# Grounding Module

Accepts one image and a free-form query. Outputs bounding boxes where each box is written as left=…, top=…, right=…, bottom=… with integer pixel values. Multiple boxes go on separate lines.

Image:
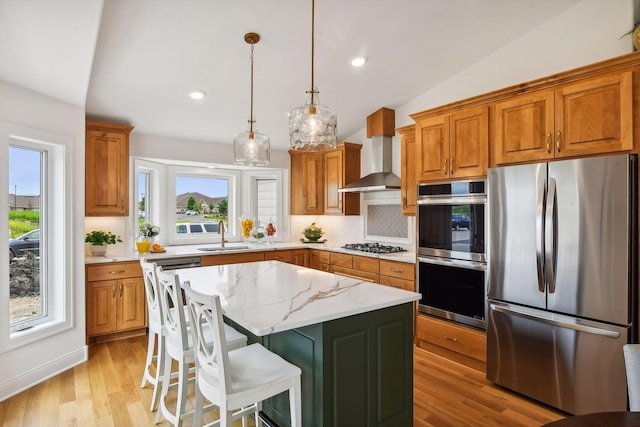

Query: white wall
left=0, top=81, right=87, bottom=400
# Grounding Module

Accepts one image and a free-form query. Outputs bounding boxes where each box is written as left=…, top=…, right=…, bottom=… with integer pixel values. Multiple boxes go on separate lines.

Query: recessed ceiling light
left=350, top=57, right=367, bottom=67
left=189, top=90, right=206, bottom=100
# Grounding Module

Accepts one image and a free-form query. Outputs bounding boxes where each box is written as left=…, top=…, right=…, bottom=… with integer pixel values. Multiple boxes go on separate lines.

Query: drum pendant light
left=234, top=32, right=270, bottom=166
left=288, top=0, right=337, bottom=151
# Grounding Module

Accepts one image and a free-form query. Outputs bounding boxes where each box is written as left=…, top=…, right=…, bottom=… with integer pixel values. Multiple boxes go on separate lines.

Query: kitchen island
left=175, top=260, right=420, bottom=427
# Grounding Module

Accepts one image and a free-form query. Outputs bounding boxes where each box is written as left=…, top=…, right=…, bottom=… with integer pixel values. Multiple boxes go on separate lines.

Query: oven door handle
left=418, top=256, right=487, bottom=271
left=417, top=195, right=487, bottom=205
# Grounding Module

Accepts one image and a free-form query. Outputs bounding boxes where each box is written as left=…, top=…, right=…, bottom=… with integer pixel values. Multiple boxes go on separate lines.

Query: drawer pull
left=390, top=268, right=402, bottom=273
left=443, top=335, right=458, bottom=342
left=108, top=270, right=126, bottom=274
left=112, top=284, right=116, bottom=298
left=119, top=283, right=123, bottom=297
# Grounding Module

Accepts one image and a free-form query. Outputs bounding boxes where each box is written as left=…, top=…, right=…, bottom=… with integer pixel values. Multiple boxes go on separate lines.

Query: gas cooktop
left=341, top=243, right=407, bottom=254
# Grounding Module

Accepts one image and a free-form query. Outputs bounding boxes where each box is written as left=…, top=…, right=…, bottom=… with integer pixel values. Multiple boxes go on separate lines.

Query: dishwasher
left=154, top=256, right=201, bottom=270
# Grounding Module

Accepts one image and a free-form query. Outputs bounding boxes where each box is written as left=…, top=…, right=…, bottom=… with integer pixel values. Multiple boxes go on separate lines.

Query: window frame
left=166, top=165, right=242, bottom=246
left=1, top=121, right=72, bottom=352
left=245, top=170, right=284, bottom=241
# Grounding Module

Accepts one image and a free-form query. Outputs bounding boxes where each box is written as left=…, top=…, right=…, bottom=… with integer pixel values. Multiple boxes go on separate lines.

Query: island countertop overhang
left=174, top=260, right=421, bottom=336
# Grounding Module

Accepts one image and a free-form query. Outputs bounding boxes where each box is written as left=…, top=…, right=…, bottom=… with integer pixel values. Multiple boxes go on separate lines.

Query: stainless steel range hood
left=338, top=108, right=401, bottom=193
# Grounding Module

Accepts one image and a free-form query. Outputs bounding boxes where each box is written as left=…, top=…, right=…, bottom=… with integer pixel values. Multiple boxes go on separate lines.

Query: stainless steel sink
left=198, top=246, right=249, bottom=252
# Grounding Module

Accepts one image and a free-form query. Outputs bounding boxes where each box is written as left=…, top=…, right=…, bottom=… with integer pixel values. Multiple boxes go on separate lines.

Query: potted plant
left=85, top=230, right=122, bottom=256
left=622, top=22, right=640, bottom=51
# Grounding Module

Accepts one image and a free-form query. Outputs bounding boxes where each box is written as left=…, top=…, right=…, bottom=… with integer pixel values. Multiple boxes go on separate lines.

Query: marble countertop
left=85, top=242, right=416, bottom=264
left=174, top=260, right=421, bottom=336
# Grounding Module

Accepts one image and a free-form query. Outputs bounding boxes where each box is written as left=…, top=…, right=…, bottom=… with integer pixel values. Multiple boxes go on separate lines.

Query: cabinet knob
left=556, top=131, right=562, bottom=152
left=546, top=133, right=552, bottom=153
left=112, top=284, right=116, bottom=298
left=119, top=283, right=123, bottom=297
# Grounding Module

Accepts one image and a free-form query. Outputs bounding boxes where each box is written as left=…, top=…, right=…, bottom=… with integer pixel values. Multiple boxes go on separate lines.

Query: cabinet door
left=555, top=70, right=633, bottom=158
left=87, top=280, right=117, bottom=336
left=289, top=152, right=324, bottom=215
left=117, top=277, right=146, bottom=331
left=324, top=149, right=343, bottom=214
left=85, top=128, right=130, bottom=216
left=449, top=106, right=489, bottom=178
left=493, top=90, right=555, bottom=165
left=416, top=115, right=449, bottom=181
left=292, top=249, right=308, bottom=266
left=399, top=126, right=417, bottom=215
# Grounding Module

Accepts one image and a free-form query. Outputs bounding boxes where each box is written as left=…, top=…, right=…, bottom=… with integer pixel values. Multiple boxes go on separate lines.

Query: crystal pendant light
left=288, top=0, right=337, bottom=151
left=234, top=32, right=270, bottom=166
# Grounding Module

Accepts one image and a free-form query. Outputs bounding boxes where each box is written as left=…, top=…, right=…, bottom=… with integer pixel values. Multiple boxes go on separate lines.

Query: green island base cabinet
left=232, top=302, right=414, bottom=427
left=174, top=261, right=419, bottom=427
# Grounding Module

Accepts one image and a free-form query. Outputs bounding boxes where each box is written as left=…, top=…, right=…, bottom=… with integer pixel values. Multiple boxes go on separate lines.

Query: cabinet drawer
left=379, top=260, right=414, bottom=280
left=330, top=253, right=353, bottom=268
left=353, top=255, right=379, bottom=273
left=265, top=250, right=292, bottom=263
left=87, top=262, right=142, bottom=282
left=331, top=266, right=379, bottom=283
left=416, top=315, right=486, bottom=362
left=201, top=252, right=265, bottom=266
left=379, top=274, right=415, bottom=292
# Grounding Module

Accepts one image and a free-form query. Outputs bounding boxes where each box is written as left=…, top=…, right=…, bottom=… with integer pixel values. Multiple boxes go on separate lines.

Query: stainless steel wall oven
left=417, top=180, right=487, bottom=329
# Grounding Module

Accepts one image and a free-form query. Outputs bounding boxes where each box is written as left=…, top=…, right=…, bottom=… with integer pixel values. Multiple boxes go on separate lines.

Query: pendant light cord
left=249, top=41, right=255, bottom=135
left=310, top=0, right=315, bottom=104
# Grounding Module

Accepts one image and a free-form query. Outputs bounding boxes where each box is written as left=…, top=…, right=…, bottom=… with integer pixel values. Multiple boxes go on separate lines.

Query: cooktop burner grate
left=341, top=242, right=407, bottom=254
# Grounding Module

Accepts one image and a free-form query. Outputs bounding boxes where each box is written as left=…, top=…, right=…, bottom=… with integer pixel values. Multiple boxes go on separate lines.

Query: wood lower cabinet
left=415, top=314, right=486, bottom=372
left=398, top=124, right=417, bottom=216
left=86, top=262, right=146, bottom=341
left=329, top=252, right=379, bottom=282
left=415, top=106, right=488, bottom=182
left=291, top=249, right=308, bottom=266
left=201, top=252, right=265, bottom=266
left=493, top=70, right=633, bottom=165
left=309, top=249, right=330, bottom=272
left=379, top=259, right=415, bottom=292
left=85, top=120, right=134, bottom=216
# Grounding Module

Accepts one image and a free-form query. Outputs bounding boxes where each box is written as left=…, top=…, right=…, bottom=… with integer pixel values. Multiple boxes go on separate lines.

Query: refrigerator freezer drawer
left=487, top=301, right=629, bottom=415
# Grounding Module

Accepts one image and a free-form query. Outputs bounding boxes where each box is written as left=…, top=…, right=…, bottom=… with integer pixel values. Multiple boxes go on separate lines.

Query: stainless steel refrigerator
left=487, top=154, right=638, bottom=415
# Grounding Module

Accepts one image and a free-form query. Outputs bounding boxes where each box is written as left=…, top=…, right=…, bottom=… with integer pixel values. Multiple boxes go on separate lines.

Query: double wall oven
left=417, top=180, right=487, bottom=329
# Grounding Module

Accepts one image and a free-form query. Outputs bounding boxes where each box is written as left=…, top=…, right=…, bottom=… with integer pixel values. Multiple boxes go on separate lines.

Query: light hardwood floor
left=0, top=334, right=567, bottom=426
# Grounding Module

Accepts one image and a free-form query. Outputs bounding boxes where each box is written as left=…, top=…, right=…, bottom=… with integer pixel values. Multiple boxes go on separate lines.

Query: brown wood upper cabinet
left=397, top=124, right=417, bottom=216
left=493, top=70, right=633, bottom=165
left=289, top=142, right=362, bottom=215
left=416, top=106, right=488, bottom=182
left=85, top=120, right=134, bottom=216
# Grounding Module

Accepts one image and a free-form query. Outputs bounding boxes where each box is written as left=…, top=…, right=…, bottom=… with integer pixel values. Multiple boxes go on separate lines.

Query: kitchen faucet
left=218, top=220, right=227, bottom=248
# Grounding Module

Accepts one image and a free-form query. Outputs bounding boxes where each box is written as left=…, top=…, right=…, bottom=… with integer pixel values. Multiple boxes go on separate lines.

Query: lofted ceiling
left=0, top=0, right=584, bottom=151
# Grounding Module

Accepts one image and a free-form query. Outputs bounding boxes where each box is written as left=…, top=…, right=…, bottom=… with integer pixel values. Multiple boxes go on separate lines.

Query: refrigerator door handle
left=490, top=302, right=621, bottom=339
left=545, top=177, right=557, bottom=294
left=536, top=172, right=546, bottom=293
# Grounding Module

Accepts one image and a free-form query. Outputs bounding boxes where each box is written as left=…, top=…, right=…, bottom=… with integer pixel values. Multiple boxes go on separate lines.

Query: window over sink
left=134, top=159, right=284, bottom=245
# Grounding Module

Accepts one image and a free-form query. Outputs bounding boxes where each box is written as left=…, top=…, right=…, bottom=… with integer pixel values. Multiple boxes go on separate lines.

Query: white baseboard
left=0, top=345, right=88, bottom=402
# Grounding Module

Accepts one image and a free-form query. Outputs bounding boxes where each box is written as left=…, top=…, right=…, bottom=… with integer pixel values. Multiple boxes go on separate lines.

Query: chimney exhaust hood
left=338, top=107, right=401, bottom=193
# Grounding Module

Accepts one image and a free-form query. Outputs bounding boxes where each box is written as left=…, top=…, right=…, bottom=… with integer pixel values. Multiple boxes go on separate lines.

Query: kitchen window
left=2, top=122, right=71, bottom=350
left=134, top=160, right=283, bottom=245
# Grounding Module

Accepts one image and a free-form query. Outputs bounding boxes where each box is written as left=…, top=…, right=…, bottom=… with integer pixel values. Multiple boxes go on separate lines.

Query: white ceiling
left=0, top=0, right=584, bottom=151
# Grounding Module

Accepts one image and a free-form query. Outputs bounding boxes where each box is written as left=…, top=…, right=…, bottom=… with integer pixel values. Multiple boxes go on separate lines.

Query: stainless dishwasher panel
left=487, top=301, right=629, bottom=415
left=154, top=256, right=201, bottom=270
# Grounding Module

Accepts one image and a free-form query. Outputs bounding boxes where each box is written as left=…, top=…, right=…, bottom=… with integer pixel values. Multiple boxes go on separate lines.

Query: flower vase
left=136, top=237, right=151, bottom=253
